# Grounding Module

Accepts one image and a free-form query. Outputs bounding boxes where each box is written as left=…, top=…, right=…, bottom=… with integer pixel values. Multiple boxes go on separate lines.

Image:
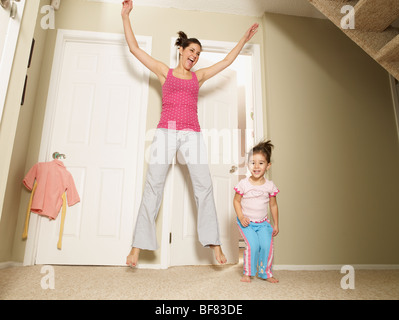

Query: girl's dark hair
left=175, top=31, right=202, bottom=50
left=249, top=140, right=274, bottom=163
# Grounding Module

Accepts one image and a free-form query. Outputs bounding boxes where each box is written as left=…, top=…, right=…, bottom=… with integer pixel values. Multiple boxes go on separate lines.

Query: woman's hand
left=244, top=23, right=259, bottom=43
left=121, top=0, right=133, bottom=17
left=196, top=22, right=259, bottom=86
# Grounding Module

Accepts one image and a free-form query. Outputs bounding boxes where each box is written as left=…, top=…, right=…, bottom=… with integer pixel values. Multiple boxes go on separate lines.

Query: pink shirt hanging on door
left=23, top=159, right=80, bottom=219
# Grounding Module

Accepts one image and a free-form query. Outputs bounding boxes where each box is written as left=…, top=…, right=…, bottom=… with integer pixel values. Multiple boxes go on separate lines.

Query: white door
left=169, top=58, right=240, bottom=266
left=35, top=31, right=150, bottom=265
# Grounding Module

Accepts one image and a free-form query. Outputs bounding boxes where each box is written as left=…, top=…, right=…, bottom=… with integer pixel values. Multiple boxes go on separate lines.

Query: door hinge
left=169, top=232, right=172, bottom=244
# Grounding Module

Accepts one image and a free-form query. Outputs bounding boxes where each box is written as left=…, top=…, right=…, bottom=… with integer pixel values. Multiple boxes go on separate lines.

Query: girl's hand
left=239, top=216, right=250, bottom=228
left=121, top=0, right=133, bottom=17
left=244, top=23, right=259, bottom=43
left=272, top=226, right=279, bottom=237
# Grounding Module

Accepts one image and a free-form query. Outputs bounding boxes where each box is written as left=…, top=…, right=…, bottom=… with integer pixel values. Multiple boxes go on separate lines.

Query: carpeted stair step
left=353, top=0, right=399, bottom=32
left=309, top=0, right=399, bottom=79
left=376, top=34, right=399, bottom=61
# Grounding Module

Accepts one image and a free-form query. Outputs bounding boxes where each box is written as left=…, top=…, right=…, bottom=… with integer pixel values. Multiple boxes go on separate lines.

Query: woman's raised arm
left=121, top=0, right=168, bottom=83
left=195, top=23, right=259, bottom=87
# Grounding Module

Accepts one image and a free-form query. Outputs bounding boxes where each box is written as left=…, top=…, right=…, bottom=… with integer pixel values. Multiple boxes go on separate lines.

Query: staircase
left=309, top=0, right=399, bottom=80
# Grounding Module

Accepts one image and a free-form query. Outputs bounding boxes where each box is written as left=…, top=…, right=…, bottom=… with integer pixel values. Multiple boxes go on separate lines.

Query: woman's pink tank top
left=157, top=69, right=201, bottom=132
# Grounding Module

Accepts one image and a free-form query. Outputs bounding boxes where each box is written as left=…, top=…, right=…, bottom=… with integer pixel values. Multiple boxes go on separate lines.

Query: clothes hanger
left=52, top=152, right=66, bottom=160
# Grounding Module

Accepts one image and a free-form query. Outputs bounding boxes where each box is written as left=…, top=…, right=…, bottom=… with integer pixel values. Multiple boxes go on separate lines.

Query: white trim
left=0, top=0, right=26, bottom=123
left=250, top=44, right=264, bottom=142
left=136, top=263, right=164, bottom=270
left=160, top=39, right=264, bottom=269
left=4, top=260, right=398, bottom=271
left=273, top=264, right=399, bottom=271
left=23, top=29, right=152, bottom=266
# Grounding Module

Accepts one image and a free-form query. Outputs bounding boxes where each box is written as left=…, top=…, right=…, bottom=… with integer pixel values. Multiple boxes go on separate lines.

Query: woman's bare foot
left=126, top=247, right=140, bottom=267
left=210, top=245, right=227, bottom=264
left=265, top=277, right=279, bottom=283
left=240, top=275, right=251, bottom=283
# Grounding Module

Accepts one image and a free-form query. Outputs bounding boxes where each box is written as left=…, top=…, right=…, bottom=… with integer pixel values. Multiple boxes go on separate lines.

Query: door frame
left=0, top=0, right=26, bottom=124
left=160, top=39, right=264, bottom=269
left=23, top=29, right=152, bottom=266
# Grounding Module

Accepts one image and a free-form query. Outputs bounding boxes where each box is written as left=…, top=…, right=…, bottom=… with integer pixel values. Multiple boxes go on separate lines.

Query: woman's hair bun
left=175, top=31, right=188, bottom=48
left=175, top=31, right=202, bottom=49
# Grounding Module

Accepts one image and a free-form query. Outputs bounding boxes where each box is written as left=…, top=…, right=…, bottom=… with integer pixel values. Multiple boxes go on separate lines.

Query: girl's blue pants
left=237, top=218, right=274, bottom=279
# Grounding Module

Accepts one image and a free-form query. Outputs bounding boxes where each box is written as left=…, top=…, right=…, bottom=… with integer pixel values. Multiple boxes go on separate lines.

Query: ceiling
left=94, top=0, right=325, bottom=18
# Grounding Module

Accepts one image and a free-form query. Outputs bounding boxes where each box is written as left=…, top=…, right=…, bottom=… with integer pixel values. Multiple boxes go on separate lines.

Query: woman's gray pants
left=132, top=128, right=221, bottom=250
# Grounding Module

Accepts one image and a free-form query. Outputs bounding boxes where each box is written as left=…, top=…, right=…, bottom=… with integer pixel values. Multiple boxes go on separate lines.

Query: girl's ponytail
left=249, top=139, right=274, bottom=163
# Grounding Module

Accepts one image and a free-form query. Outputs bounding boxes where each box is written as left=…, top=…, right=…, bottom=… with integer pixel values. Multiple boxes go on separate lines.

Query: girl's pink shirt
left=234, top=176, right=279, bottom=222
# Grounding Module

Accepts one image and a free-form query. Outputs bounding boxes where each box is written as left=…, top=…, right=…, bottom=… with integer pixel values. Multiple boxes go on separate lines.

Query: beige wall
left=1, top=0, right=398, bottom=266
left=263, top=13, right=399, bottom=265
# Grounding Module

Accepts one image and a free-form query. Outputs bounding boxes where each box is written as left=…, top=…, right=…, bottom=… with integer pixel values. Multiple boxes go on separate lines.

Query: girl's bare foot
left=266, top=277, right=279, bottom=283
left=240, top=275, right=251, bottom=283
left=210, top=245, right=227, bottom=264
left=126, top=247, right=140, bottom=267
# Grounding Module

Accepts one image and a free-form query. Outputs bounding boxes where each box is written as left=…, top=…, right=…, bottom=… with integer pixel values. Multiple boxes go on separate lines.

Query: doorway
left=24, top=29, right=152, bottom=266
left=0, top=0, right=26, bottom=124
left=161, top=39, right=263, bottom=268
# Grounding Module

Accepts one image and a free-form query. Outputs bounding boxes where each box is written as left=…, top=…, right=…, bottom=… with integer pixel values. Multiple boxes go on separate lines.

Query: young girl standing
left=233, top=140, right=279, bottom=283
left=121, top=0, right=259, bottom=267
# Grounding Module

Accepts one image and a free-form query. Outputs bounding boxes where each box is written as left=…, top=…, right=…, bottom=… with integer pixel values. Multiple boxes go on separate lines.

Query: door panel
left=35, top=33, right=150, bottom=265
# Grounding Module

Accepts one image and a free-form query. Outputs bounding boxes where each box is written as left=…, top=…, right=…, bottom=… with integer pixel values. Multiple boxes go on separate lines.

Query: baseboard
left=1, top=261, right=398, bottom=271
left=137, top=264, right=164, bottom=270
left=138, top=264, right=399, bottom=270
left=273, top=264, right=399, bottom=271
left=0, top=261, right=23, bottom=269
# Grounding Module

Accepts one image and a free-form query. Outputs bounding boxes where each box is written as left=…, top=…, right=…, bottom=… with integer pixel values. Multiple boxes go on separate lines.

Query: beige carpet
left=1, top=263, right=398, bottom=300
